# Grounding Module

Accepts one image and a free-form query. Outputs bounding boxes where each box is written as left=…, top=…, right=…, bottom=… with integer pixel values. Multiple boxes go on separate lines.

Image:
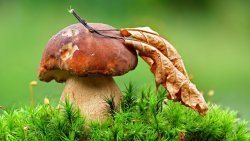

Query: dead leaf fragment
left=124, top=39, right=208, bottom=115
left=121, top=27, right=188, bottom=78
left=179, top=131, right=186, bottom=141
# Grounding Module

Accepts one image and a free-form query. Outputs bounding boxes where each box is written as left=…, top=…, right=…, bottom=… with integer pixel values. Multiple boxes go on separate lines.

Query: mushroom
left=38, top=23, right=137, bottom=121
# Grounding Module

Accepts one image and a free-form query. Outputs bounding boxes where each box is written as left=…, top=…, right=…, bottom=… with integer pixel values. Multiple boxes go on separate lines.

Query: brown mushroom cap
left=39, top=23, right=138, bottom=82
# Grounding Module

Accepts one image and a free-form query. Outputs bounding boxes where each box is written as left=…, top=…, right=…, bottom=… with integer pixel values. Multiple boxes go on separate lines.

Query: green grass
left=0, top=84, right=249, bottom=141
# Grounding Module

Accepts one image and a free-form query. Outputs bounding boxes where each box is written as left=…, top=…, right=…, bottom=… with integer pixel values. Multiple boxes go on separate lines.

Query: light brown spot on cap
left=60, top=42, right=79, bottom=62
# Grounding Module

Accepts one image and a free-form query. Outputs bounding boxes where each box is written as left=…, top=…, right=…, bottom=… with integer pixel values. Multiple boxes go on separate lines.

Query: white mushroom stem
left=60, top=75, right=122, bottom=122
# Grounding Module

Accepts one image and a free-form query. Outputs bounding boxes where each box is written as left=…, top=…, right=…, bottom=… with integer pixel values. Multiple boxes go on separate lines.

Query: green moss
left=0, top=85, right=249, bottom=141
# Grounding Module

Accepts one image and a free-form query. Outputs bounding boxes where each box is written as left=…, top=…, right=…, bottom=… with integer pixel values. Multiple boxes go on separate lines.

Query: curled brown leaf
left=124, top=39, right=208, bottom=115
left=121, top=27, right=188, bottom=78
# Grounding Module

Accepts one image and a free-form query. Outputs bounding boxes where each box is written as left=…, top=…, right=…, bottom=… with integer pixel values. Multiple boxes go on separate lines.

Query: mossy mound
left=0, top=85, right=249, bottom=141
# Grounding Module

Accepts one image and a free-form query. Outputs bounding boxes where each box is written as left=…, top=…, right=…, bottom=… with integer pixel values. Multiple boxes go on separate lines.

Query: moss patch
left=0, top=85, right=249, bottom=141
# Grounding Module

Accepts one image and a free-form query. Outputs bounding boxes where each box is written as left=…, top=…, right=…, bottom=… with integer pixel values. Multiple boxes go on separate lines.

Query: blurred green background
left=0, top=0, right=249, bottom=121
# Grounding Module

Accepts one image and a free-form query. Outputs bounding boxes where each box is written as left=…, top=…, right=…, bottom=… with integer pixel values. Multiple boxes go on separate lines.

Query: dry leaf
left=121, top=27, right=188, bottom=78
left=124, top=39, right=208, bottom=115
left=179, top=131, right=186, bottom=141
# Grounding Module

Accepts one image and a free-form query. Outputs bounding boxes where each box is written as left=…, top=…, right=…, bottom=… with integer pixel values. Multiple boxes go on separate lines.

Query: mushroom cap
left=39, top=23, right=138, bottom=82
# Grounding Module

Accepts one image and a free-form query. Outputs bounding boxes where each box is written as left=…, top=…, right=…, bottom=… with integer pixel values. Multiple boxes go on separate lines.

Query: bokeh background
left=0, top=0, right=249, bottom=122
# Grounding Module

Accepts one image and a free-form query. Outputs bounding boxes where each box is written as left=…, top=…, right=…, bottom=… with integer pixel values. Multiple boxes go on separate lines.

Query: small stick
left=68, top=9, right=124, bottom=40
left=68, top=9, right=96, bottom=33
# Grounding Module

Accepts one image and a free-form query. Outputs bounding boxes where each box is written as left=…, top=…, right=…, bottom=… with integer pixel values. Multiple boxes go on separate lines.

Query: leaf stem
left=69, top=9, right=124, bottom=40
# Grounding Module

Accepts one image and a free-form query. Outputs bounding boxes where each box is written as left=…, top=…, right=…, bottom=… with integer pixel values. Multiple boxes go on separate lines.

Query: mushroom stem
left=60, top=75, right=122, bottom=122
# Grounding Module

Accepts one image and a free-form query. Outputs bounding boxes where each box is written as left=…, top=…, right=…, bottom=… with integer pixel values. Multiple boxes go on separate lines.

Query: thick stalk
left=60, top=75, right=122, bottom=122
